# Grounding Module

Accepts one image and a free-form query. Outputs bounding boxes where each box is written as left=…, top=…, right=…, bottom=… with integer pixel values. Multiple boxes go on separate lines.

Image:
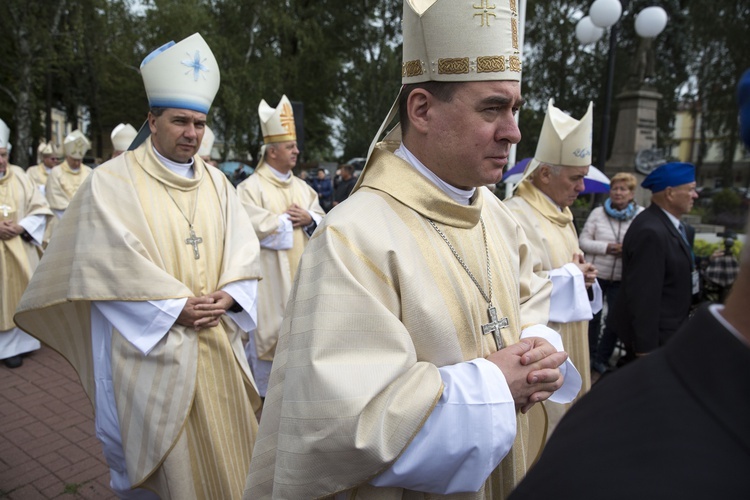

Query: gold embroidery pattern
left=279, top=103, right=295, bottom=135
left=510, top=0, right=517, bottom=15
left=402, top=60, right=424, bottom=78
left=477, top=56, right=505, bottom=73
left=473, top=0, right=497, bottom=27
left=512, top=18, right=518, bottom=50
left=509, top=56, right=522, bottom=72
left=438, top=58, right=470, bottom=74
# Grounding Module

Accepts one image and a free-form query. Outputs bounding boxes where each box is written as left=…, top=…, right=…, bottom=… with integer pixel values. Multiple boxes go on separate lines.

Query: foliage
left=694, top=238, right=743, bottom=259
left=0, top=0, right=748, bottom=168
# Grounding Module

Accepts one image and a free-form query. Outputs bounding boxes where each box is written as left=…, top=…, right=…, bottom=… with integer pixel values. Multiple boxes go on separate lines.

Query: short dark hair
left=398, top=81, right=462, bottom=134
left=150, top=107, right=167, bottom=117
left=340, top=164, right=354, bottom=175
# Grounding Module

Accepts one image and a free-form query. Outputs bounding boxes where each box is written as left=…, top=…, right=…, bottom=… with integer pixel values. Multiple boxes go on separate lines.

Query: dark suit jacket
left=509, top=306, right=750, bottom=500
left=606, top=203, right=694, bottom=353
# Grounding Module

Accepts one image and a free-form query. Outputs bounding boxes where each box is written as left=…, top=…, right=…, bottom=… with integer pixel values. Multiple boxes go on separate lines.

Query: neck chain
left=427, top=216, right=508, bottom=349
left=163, top=184, right=203, bottom=259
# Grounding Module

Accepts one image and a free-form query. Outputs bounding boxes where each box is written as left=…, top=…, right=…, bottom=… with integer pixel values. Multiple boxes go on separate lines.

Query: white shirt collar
left=394, top=144, right=475, bottom=206
left=659, top=206, right=682, bottom=230
left=266, top=164, right=292, bottom=181
left=153, top=145, right=194, bottom=178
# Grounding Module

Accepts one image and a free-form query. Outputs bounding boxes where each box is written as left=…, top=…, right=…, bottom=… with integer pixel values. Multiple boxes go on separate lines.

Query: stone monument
left=605, top=37, right=665, bottom=206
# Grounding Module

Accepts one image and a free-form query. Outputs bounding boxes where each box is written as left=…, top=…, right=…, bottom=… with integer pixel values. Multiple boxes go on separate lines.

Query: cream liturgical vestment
left=44, top=159, right=92, bottom=238
left=1, top=166, right=51, bottom=357
left=245, top=147, right=553, bottom=499
left=15, top=139, right=262, bottom=498
left=235, top=163, right=324, bottom=362
left=505, top=181, right=592, bottom=414
left=26, top=164, right=51, bottom=194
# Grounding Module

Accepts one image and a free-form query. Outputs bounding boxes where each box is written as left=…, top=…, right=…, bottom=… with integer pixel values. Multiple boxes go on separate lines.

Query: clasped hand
left=487, top=337, right=567, bottom=414
left=0, top=221, right=23, bottom=240
left=176, top=291, right=235, bottom=330
left=572, top=253, right=598, bottom=288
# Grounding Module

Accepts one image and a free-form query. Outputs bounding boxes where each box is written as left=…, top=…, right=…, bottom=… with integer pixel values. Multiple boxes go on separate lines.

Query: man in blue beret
left=508, top=77, right=750, bottom=500
left=604, top=161, right=698, bottom=360
left=739, top=69, right=750, bottom=148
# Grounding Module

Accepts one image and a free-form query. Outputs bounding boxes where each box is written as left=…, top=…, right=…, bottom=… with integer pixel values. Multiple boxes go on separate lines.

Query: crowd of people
left=1, top=1, right=749, bottom=498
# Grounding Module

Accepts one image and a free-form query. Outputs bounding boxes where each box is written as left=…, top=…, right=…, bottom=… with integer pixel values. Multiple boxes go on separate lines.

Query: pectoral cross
left=185, top=226, right=203, bottom=260
left=482, top=305, right=509, bottom=350
left=0, top=204, right=10, bottom=218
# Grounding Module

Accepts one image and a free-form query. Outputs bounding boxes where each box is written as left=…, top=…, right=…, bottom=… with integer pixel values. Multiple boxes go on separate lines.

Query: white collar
left=659, top=206, right=682, bottom=230
left=153, top=145, right=194, bottom=178
left=266, top=163, right=292, bottom=181
left=395, top=144, right=475, bottom=205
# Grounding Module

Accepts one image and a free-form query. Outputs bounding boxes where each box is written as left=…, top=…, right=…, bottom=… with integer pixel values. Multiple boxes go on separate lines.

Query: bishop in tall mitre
left=15, top=33, right=263, bottom=499
left=244, top=1, right=581, bottom=498
left=505, top=99, right=603, bottom=434
left=26, top=140, right=60, bottom=196
left=44, top=129, right=93, bottom=240
left=0, top=119, right=52, bottom=369
left=235, top=94, right=325, bottom=397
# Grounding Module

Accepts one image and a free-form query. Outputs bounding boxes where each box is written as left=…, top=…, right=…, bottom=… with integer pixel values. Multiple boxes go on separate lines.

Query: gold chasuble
left=505, top=180, right=591, bottom=423
left=15, top=139, right=262, bottom=499
left=245, top=147, right=552, bottom=499
left=235, top=162, right=325, bottom=361
left=26, top=164, right=50, bottom=191
left=44, top=160, right=92, bottom=239
left=1, top=166, right=52, bottom=330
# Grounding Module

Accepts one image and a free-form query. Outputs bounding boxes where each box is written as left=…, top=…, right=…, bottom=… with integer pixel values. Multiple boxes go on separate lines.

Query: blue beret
left=642, top=162, right=695, bottom=193
left=738, top=69, right=750, bottom=149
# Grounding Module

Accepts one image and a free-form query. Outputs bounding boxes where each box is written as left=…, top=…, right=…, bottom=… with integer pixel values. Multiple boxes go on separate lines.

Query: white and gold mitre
left=259, top=95, right=296, bottom=145
left=111, top=123, right=138, bottom=151
left=38, top=141, right=57, bottom=156
left=401, top=0, right=522, bottom=84
left=198, top=125, right=215, bottom=157
left=0, top=119, right=10, bottom=149
left=63, top=130, right=91, bottom=159
left=524, top=99, right=593, bottom=178
left=140, top=33, right=220, bottom=114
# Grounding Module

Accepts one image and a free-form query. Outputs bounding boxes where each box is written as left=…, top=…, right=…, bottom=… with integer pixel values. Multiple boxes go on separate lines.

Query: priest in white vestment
left=505, top=99, right=602, bottom=434
left=236, top=95, right=325, bottom=396
left=15, top=33, right=262, bottom=500
left=44, top=129, right=93, bottom=240
left=110, top=123, right=138, bottom=159
left=26, top=140, right=60, bottom=196
left=244, top=2, right=581, bottom=499
left=0, top=120, right=51, bottom=368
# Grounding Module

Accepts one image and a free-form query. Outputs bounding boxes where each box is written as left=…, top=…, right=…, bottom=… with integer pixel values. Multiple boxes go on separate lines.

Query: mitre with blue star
left=140, top=33, right=220, bottom=114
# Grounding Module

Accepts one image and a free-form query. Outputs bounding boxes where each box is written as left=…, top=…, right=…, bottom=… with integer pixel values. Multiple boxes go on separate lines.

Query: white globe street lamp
left=575, top=16, right=605, bottom=45
left=635, top=6, right=668, bottom=38
left=589, top=0, right=623, bottom=28
left=575, top=1, right=668, bottom=172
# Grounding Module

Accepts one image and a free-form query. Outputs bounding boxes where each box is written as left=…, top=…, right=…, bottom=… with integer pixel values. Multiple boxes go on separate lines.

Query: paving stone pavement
left=0, top=346, right=116, bottom=499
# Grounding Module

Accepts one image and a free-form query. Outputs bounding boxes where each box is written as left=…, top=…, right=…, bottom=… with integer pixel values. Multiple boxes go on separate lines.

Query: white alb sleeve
left=18, top=214, right=46, bottom=246
left=520, top=324, right=582, bottom=403
left=222, top=280, right=258, bottom=333
left=259, top=214, right=293, bottom=250
left=92, top=299, right=187, bottom=355
left=548, top=263, right=596, bottom=322
left=370, top=358, right=516, bottom=494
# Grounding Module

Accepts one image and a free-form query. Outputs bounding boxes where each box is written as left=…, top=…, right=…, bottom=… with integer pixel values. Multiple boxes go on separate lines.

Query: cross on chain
left=481, top=305, right=509, bottom=350
left=0, top=204, right=11, bottom=218
left=185, top=226, right=203, bottom=260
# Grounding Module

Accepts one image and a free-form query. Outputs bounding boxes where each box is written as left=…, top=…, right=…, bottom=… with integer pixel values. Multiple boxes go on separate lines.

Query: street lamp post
left=576, top=0, right=667, bottom=172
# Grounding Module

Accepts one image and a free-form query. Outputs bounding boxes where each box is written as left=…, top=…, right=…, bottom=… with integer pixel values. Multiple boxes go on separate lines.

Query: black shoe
left=3, top=356, right=23, bottom=368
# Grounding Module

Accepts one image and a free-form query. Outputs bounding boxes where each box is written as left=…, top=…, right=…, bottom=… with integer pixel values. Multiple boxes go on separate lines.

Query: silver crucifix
left=482, top=305, right=509, bottom=350
left=185, top=227, right=203, bottom=260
